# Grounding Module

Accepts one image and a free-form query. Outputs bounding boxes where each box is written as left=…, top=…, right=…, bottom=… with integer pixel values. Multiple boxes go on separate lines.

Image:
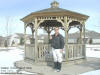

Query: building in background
left=0, top=36, right=5, bottom=47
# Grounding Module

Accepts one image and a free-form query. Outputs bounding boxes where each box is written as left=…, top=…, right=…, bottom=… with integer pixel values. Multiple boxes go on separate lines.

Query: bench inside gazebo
left=21, top=1, right=89, bottom=63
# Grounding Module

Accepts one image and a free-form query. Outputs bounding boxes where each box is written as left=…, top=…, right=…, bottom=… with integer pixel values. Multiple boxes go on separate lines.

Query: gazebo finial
left=51, top=0, right=59, bottom=8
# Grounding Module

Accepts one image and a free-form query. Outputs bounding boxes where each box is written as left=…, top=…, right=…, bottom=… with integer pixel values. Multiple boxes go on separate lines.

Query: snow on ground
left=80, top=70, right=100, bottom=75
left=0, top=47, right=35, bottom=75
left=0, top=47, right=23, bottom=67
left=86, top=44, right=100, bottom=58
left=0, top=45, right=100, bottom=75
left=80, top=44, right=100, bottom=75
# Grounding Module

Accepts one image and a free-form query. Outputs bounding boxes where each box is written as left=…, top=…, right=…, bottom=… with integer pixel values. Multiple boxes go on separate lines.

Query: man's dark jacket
left=49, top=33, right=64, bottom=49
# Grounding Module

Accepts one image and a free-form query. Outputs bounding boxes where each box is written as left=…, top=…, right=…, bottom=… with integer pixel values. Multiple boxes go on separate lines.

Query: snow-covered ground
left=0, top=45, right=100, bottom=75
left=0, top=47, right=23, bottom=67
left=80, top=44, right=100, bottom=75
left=80, top=70, right=100, bottom=75
left=86, top=44, right=100, bottom=58
left=0, top=47, right=35, bottom=75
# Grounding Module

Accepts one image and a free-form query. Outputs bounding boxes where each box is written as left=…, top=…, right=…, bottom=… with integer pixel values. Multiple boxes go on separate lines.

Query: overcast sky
left=0, top=0, right=100, bottom=36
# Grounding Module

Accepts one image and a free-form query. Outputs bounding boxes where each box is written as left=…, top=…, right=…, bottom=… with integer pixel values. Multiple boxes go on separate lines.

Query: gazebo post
left=79, top=21, right=86, bottom=59
left=31, top=27, right=35, bottom=44
left=82, top=22, right=85, bottom=44
left=80, top=26, right=82, bottom=44
left=82, top=21, right=86, bottom=58
left=64, top=16, right=69, bottom=62
left=80, top=22, right=85, bottom=44
left=34, top=18, right=38, bottom=62
left=32, top=29, right=34, bottom=39
left=24, top=23, right=27, bottom=59
left=44, top=27, right=50, bottom=44
left=48, top=32, right=50, bottom=43
left=47, top=27, right=50, bottom=44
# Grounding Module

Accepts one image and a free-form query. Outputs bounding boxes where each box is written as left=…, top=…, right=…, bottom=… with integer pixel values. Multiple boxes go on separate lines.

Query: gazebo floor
left=14, top=57, right=100, bottom=75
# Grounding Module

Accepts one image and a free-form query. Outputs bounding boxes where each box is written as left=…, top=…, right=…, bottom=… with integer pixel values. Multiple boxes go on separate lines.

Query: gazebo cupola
left=51, top=0, right=59, bottom=8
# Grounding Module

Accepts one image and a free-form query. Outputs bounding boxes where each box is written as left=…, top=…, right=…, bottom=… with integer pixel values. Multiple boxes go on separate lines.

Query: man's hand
left=50, top=35, right=52, bottom=39
left=60, top=49, right=63, bottom=53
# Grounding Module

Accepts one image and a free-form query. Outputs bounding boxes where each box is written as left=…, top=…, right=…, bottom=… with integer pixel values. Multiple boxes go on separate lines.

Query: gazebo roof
left=21, top=1, right=89, bottom=22
left=36, top=7, right=71, bottom=13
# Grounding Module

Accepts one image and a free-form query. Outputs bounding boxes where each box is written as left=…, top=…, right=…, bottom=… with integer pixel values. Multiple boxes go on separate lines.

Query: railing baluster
left=68, top=44, right=85, bottom=60
left=25, top=44, right=85, bottom=62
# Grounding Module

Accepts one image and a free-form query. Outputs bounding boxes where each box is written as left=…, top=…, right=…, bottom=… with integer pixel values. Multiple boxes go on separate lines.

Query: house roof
left=15, top=33, right=24, bottom=37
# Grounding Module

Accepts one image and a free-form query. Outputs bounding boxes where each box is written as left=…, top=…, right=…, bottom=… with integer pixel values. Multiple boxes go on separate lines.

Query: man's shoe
left=56, top=69, right=61, bottom=72
left=57, top=62, right=62, bottom=71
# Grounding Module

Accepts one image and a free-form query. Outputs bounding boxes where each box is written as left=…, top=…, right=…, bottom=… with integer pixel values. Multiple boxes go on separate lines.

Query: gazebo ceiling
left=21, top=1, right=89, bottom=22
left=40, top=20, right=63, bottom=27
left=69, top=21, right=81, bottom=26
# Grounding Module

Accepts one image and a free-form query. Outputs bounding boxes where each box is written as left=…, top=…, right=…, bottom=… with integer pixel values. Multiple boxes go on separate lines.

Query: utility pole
left=5, top=16, right=9, bottom=47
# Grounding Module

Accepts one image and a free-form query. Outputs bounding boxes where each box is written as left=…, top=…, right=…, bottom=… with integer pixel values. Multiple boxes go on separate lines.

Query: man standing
left=49, top=27, right=64, bottom=72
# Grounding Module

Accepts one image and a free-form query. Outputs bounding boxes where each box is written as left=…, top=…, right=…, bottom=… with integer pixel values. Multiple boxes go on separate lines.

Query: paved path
left=2, top=57, right=100, bottom=75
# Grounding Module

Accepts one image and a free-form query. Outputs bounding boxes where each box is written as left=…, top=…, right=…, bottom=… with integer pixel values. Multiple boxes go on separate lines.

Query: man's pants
left=52, top=48, right=63, bottom=62
left=52, top=48, right=63, bottom=70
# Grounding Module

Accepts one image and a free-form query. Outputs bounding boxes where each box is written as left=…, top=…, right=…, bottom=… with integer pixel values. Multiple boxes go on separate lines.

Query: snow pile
left=80, top=70, right=100, bottom=75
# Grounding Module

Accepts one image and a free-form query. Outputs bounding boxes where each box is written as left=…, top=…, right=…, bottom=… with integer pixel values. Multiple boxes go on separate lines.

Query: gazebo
left=21, top=1, right=89, bottom=62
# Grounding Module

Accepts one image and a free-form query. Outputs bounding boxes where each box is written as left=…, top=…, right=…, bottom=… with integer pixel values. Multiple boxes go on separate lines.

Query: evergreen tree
left=20, top=37, right=24, bottom=45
